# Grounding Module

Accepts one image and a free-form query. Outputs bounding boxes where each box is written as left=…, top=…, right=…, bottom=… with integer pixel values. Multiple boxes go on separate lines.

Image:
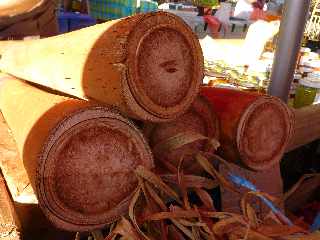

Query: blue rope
left=228, top=173, right=294, bottom=226
left=310, top=212, right=320, bottom=232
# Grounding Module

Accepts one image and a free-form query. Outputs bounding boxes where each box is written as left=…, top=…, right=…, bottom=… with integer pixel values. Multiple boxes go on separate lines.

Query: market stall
left=0, top=1, right=320, bottom=239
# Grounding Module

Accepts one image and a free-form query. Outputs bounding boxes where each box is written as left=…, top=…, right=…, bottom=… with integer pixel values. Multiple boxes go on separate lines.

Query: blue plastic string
left=228, top=173, right=294, bottom=226
left=310, top=212, right=320, bottom=232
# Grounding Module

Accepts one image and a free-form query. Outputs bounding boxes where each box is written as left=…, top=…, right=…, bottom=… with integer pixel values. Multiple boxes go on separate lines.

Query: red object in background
left=252, top=0, right=265, bottom=9
left=250, top=8, right=268, bottom=21
left=203, top=15, right=221, bottom=38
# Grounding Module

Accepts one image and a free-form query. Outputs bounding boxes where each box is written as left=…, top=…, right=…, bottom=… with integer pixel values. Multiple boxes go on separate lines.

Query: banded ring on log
left=144, top=96, right=219, bottom=174
left=0, top=11, right=203, bottom=122
left=201, top=87, right=294, bottom=171
left=0, top=75, right=154, bottom=231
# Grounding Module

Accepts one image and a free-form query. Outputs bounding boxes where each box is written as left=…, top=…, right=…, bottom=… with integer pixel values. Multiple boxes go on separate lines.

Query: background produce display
left=203, top=42, right=320, bottom=108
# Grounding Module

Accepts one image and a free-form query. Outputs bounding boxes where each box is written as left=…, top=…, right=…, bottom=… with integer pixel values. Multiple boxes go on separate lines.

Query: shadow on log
left=14, top=201, right=74, bottom=240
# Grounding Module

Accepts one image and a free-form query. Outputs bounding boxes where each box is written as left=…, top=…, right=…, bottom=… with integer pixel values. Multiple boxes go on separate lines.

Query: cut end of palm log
left=236, top=95, right=293, bottom=170
left=143, top=96, right=219, bottom=174
left=125, top=12, right=204, bottom=121
left=37, top=106, right=154, bottom=231
left=0, top=76, right=154, bottom=231
left=201, top=87, right=294, bottom=171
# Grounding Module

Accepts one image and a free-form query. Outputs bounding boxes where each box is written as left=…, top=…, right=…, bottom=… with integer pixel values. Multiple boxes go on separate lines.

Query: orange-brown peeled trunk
left=0, top=75, right=153, bottom=231
left=201, top=87, right=294, bottom=171
left=143, top=96, right=219, bottom=174
left=0, top=12, right=203, bottom=122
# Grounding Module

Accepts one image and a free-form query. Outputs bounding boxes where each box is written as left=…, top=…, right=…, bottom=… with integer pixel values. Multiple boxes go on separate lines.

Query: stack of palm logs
left=0, top=10, right=318, bottom=239
left=0, top=11, right=204, bottom=233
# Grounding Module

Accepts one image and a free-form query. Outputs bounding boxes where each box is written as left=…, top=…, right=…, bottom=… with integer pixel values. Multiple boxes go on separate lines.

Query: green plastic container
left=192, top=0, right=219, bottom=8
left=294, top=77, right=320, bottom=108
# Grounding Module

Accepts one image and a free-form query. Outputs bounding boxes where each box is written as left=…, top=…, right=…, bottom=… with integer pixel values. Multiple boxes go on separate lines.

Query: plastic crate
left=87, top=0, right=157, bottom=20
left=58, top=12, right=96, bottom=33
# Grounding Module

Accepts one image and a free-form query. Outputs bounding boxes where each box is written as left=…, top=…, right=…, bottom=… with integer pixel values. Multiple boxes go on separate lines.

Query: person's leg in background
left=63, top=0, right=73, bottom=11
